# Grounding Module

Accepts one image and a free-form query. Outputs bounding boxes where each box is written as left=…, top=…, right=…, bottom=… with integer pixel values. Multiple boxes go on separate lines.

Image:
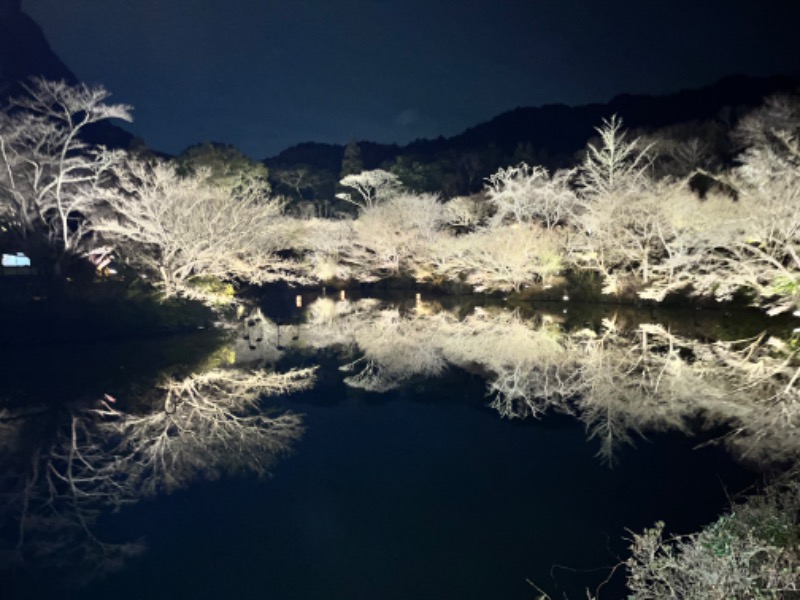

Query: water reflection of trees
left=295, top=297, right=800, bottom=466
left=0, top=366, right=313, bottom=584
left=284, top=297, right=800, bottom=597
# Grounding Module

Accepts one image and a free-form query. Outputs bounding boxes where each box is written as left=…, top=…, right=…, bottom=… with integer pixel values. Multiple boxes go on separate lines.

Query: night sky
left=21, top=0, right=800, bottom=159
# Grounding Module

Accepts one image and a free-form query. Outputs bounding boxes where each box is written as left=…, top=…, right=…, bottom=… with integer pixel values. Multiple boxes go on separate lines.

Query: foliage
left=271, top=164, right=339, bottom=209
left=390, top=155, right=451, bottom=194
left=627, top=481, right=800, bottom=599
left=185, top=275, right=236, bottom=306
left=339, top=139, right=364, bottom=178
left=176, top=142, right=270, bottom=196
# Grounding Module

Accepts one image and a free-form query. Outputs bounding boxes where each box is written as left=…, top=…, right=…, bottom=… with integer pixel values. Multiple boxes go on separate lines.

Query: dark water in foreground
left=1, top=297, right=759, bottom=600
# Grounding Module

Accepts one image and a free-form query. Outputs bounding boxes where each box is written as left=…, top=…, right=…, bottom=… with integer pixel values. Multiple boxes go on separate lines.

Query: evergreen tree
left=340, top=140, right=364, bottom=178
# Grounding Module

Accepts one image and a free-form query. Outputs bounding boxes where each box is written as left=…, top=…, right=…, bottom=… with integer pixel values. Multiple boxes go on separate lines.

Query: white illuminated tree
left=0, top=78, right=132, bottom=266
left=442, top=194, right=488, bottom=232
left=432, top=224, right=563, bottom=292
left=578, top=115, right=653, bottom=199
left=351, top=192, right=447, bottom=279
left=95, top=159, right=298, bottom=298
left=337, top=169, right=402, bottom=210
left=484, top=163, right=578, bottom=229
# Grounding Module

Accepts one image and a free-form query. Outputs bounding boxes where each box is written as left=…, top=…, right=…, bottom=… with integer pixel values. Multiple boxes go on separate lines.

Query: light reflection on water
left=2, top=293, right=781, bottom=599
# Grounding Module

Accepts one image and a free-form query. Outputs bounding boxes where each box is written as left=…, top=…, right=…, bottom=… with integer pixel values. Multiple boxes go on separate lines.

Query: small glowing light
left=295, top=294, right=303, bottom=308
left=340, top=290, right=346, bottom=301
left=562, top=294, right=569, bottom=301
left=415, top=292, right=421, bottom=304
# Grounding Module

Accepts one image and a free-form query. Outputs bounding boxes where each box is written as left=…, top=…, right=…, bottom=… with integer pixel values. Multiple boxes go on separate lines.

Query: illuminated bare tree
left=0, top=78, right=132, bottom=264
left=291, top=218, right=360, bottom=282
left=724, top=103, right=800, bottom=314
left=337, top=169, right=402, bottom=211
left=484, top=163, right=578, bottom=230
left=734, top=94, right=800, bottom=152
left=432, top=224, right=563, bottom=292
left=95, top=159, right=300, bottom=298
left=577, top=115, right=653, bottom=199
left=351, top=193, right=447, bottom=280
left=272, top=165, right=325, bottom=202
left=637, top=187, right=751, bottom=302
left=636, top=98, right=800, bottom=313
left=572, top=180, right=677, bottom=294
left=442, top=194, right=489, bottom=232
left=646, top=135, right=719, bottom=178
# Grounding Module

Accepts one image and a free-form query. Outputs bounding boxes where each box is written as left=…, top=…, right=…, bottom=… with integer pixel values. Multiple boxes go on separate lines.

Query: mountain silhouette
left=0, top=0, right=134, bottom=148
left=2, top=2, right=798, bottom=174
left=267, top=74, right=800, bottom=176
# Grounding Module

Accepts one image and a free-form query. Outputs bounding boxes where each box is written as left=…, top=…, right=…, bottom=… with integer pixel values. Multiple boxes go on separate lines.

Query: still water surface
left=1, top=294, right=758, bottom=599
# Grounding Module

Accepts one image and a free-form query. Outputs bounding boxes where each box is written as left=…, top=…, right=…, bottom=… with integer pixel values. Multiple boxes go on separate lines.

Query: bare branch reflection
left=295, top=297, right=800, bottom=466
left=0, top=365, right=313, bottom=584
left=95, top=368, right=313, bottom=495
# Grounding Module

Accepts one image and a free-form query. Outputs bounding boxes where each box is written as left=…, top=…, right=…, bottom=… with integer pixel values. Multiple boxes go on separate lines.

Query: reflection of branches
left=487, top=358, right=581, bottom=419
left=344, top=310, right=447, bottom=391
left=693, top=335, right=800, bottom=464
left=2, top=366, right=313, bottom=584
left=298, top=298, right=800, bottom=466
left=95, top=368, right=313, bottom=496
left=5, top=417, right=146, bottom=585
left=442, top=308, right=580, bottom=417
left=341, top=358, right=402, bottom=393
left=575, top=321, right=702, bottom=463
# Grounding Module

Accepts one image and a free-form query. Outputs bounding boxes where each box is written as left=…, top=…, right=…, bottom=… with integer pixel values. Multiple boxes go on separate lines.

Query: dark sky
left=21, top=0, right=800, bottom=159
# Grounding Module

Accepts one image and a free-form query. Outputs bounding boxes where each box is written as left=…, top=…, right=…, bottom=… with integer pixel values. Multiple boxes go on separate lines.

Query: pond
left=1, top=291, right=776, bottom=599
